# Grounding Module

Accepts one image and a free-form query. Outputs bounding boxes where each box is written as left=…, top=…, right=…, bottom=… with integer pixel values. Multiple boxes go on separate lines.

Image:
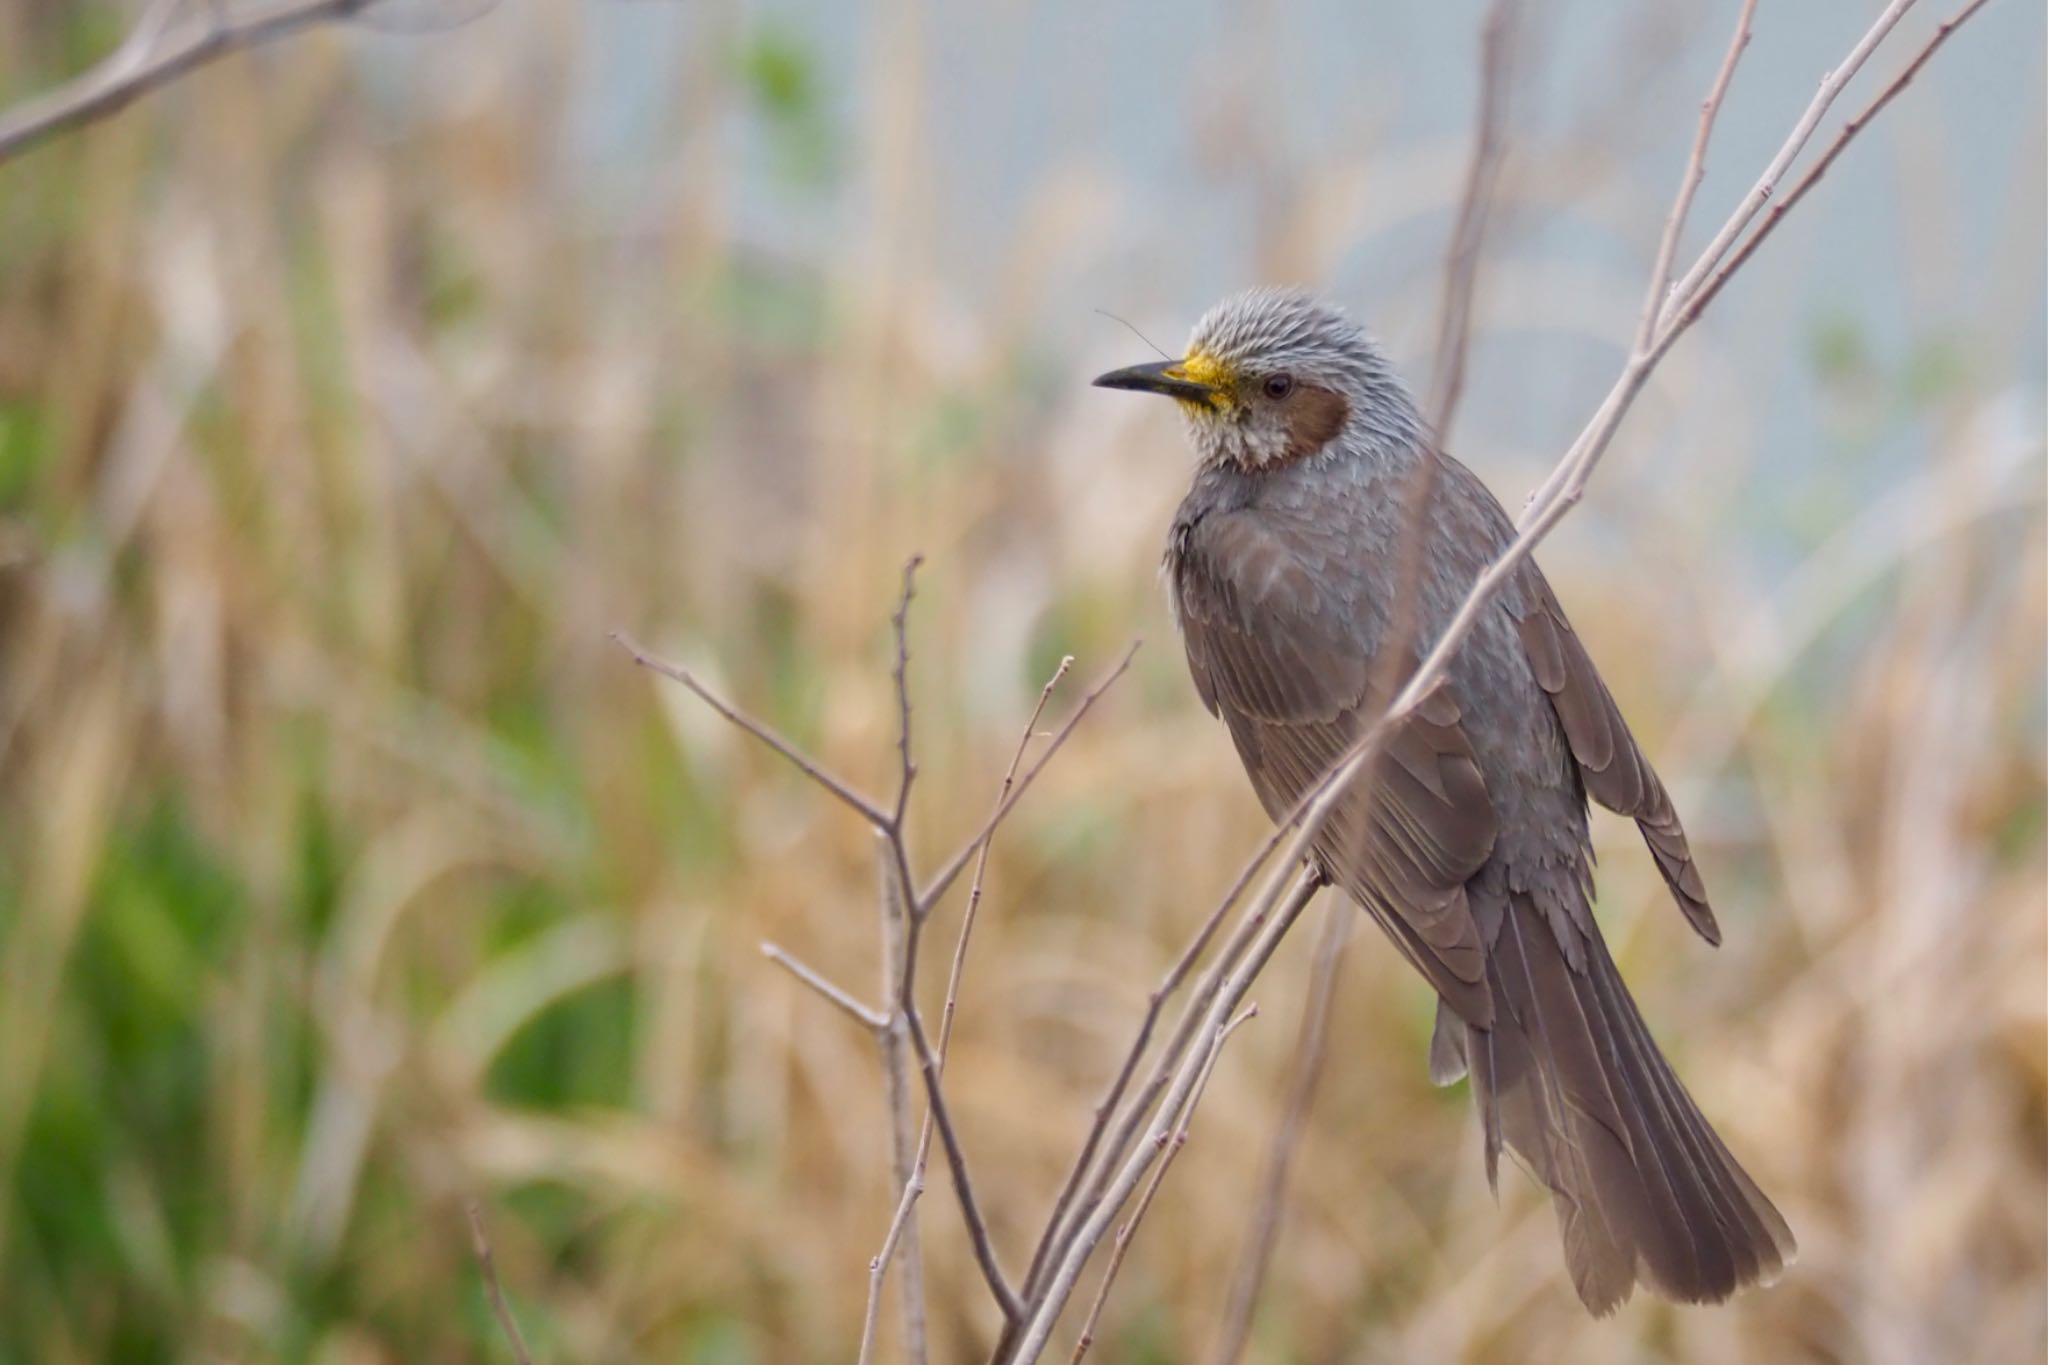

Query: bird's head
left=1092, top=287, right=1422, bottom=472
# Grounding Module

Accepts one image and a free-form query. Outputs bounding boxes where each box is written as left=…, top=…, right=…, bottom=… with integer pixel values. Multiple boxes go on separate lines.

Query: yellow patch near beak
left=1172, top=350, right=1236, bottom=409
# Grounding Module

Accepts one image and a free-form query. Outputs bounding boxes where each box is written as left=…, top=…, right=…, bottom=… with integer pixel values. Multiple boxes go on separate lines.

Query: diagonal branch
left=1204, top=904, right=1349, bottom=1364
left=762, top=941, right=889, bottom=1033
left=1655, top=0, right=1920, bottom=333
left=902, top=987, right=1022, bottom=1322
left=1015, top=736, right=1333, bottom=1306
left=611, top=631, right=891, bottom=828
left=1006, top=866, right=1325, bottom=1362
left=0, top=0, right=384, bottom=165
left=1662, top=0, right=1995, bottom=350
left=1419, top=0, right=1521, bottom=446
left=914, top=643, right=1140, bottom=915
left=860, top=1164, right=928, bottom=1365
left=1068, top=1004, right=1261, bottom=1364
left=946, top=655, right=1074, bottom=1061
left=1375, top=0, right=1994, bottom=866
left=1636, top=0, right=1759, bottom=352
left=464, top=1200, right=536, bottom=1365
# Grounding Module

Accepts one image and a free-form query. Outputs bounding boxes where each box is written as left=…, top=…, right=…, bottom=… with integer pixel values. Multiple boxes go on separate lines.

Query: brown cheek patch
left=1281, top=384, right=1350, bottom=461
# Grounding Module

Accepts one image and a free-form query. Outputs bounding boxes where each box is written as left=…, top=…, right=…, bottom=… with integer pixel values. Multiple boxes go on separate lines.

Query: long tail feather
left=1458, top=892, right=1795, bottom=1313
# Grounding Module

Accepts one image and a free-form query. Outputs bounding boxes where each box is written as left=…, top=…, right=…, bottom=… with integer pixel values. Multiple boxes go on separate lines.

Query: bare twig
left=1419, top=0, right=1521, bottom=445
left=1016, top=698, right=1417, bottom=1330
left=865, top=655, right=1077, bottom=1355
left=465, top=1200, right=536, bottom=1365
left=860, top=1167, right=929, bottom=1365
left=914, top=643, right=1140, bottom=915
left=1636, top=0, right=1758, bottom=352
left=761, top=941, right=889, bottom=1033
left=950, top=656, right=1073, bottom=1059
left=873, top=844, right=931, bottom=1364
left=889, top=556, right=924, bottom=826
left=901, top=970, right=1022, bottom=1322
left=611, top=631, right=890, bottom=828
left=626, top=609, right=1131, bottom=1336
left=1655, top=0, right=1919, bottom=335
left=1666, top=0, right=1995, bottom=346
left=872, top=581, right=1024, bottom=1325
left=1007, top=867, right=1325, bottom=1361
left=1017, top=760, right=1325, bottom=1307
left=1069, top=1004, right=1261, bottom=1365
left=0, top=0, right=382, bottom=165
left=867, top=645, right=1089, bottom=1357
left=1205, top=907, right=1350, bottom=1365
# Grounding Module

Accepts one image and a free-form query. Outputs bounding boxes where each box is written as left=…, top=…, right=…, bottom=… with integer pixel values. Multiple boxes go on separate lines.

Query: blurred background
left=0, top=0, right=2043, bottom=1360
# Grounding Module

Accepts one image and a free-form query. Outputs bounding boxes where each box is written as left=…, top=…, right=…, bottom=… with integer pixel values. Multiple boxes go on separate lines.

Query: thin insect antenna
left=1094, top=308, right=1173, bottom=360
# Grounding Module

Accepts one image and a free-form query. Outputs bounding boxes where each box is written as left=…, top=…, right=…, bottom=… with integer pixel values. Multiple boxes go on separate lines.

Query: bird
left=1093, top=287, right=1794, bottom=1315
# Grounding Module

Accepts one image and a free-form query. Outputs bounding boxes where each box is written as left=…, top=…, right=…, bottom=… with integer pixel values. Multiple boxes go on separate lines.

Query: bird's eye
left=1262, top=373, right=1295, bottom=399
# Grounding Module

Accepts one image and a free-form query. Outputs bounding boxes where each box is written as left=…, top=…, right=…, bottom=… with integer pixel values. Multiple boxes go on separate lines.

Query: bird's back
left=1166, top=446, right=1583, bottom=864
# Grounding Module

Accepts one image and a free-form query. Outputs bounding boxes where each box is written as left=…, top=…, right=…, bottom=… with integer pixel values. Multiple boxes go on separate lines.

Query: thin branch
left=1636, top=0, right=1758, bottom=352
left=889, top=555, right=924, bottom=827
left=1654, top=0, right=1919, bottom=335
left=915, top=643, right=1140, bottom=915
left=860, top=1167, right=928, bottom=1365
left=944, top=654, right=1073, bottom=1062
left=611, top=631, right=890, bottom=828
left=1069, top=1004, right=1260, bottom=1365
left=0, top=0, right=382, bottom=165
left=866, top=655, right=1076, bottom=1351
left=1662, top=0, right=1995, bottom=352
left=1015, top=691, right=1406, bottom=1320
left=1419, top=0, right=1520, bottom=445
left=875, top=572, right=1021, bottom=1324
left=873, top=843, right=932, bottom=1364
left=1017, top=789, right=1310, bottom=1305
left=465, top=1200, right=536, bottom=1365
left=1017, top=689, right=1445, bottom=1358
left=1358, top=0, right=1995, bottom=879
left=627, top=611, right=1127, bottom=1333
left=1007, top=867, right=1325, bottom=1362
left=902, top=989, right=1022, bottom=1321
left=1016, top=853, right=1339, bottom=1356
left=1205, top=906, right=1350, bottom=1365
left=761, top=941, right=888, bottom=1033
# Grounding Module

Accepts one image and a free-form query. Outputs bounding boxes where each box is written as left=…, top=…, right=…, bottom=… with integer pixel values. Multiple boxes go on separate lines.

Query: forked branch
left=616, top=581, right=1135, bottom=1339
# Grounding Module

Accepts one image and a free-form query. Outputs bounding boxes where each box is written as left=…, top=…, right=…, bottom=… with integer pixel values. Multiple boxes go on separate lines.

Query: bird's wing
left=1176, top=509, right=1499, bottom=1024
left=1514, top=574, right=1721, bottom=945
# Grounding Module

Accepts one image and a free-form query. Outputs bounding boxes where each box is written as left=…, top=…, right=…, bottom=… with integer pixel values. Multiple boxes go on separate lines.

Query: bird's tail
left=1435, top=894, right=1796, bottom=1314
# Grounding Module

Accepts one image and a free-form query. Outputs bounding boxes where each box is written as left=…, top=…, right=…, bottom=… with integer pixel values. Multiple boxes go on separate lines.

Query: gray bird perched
left=1094, top=287, right=1794, bottom=1315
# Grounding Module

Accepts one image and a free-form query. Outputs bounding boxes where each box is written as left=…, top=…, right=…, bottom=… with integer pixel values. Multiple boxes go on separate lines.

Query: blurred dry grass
left=0, top=2, right=2043, bottom=1362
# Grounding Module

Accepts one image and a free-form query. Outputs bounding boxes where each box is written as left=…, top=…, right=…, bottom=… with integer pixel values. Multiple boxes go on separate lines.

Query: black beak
left=1091, top=357, right=1215, bottom=403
